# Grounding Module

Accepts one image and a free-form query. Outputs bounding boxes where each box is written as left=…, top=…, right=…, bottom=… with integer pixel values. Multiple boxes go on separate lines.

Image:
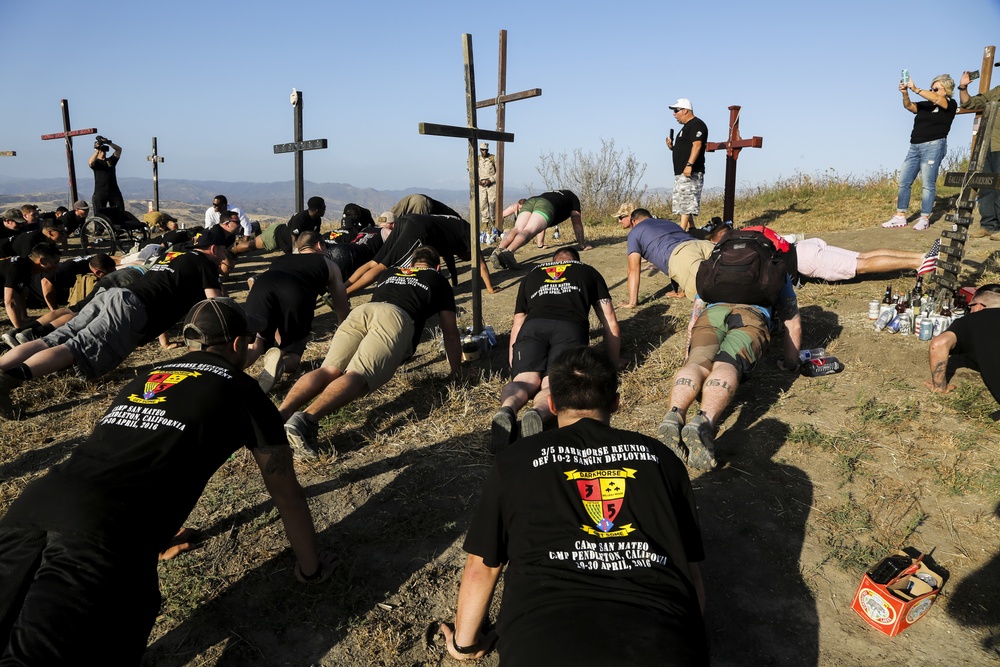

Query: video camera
left=94, top=135, right=112, bottom=151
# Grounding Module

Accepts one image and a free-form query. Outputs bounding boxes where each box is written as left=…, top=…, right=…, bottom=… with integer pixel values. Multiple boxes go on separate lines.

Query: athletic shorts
left=519, top=196, right=557, bottom=226
left=322, top=302, right=414, bottom=391
left=687, top=304, right=770, bottom=379
left=672, top=173, right=705, bottom=216
left=793, top=238, right=858, bottom=282
left=244, top=273, right=315, bottom=356
left=261, top=223, right=293, bottom=253
left=511, top=318, right=588, bottom=376
left=42, top=288, right=147, bottom=379
left=668, top=239, right=715, bottom=299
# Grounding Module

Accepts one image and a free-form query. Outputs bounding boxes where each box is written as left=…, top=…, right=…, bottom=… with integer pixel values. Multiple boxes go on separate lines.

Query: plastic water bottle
left=799, top=348, right=826, bottom=362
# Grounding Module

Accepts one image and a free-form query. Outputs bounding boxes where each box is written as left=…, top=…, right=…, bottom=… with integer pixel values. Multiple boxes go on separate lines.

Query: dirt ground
left=3, top=219, right=999, bottom=666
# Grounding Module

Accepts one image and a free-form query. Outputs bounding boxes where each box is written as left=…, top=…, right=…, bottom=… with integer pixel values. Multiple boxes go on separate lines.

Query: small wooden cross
left=475, top=30, right=542, bottom=228
left=147, top=137, right=165, bottom=212
left=419, top=33, right=514, bottom=332
left=273, top=89, right=328, bottom=213
left=40, top=99, right=97, bottom=206
left=704, top=105, right=763, bottom=223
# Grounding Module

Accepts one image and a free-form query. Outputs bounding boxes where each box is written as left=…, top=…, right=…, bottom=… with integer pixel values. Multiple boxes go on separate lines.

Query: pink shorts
left=795, top=238, right=859, bottom=282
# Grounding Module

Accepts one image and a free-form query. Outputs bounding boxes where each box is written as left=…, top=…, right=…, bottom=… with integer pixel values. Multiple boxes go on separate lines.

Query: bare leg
left=679, top=214, right=693, bottom=231
left=22, top=344, right=76, bottom=378
left=279, top=365, right=342, bottom=420
left=856, top=251, right=923, bottom=274
left=301, top=371, right=369, bottom=421
left=500, top=212, right=548, bottom=254
left=0, top=340, right=50, bottom=372
left=698, top=362, right=739, bottom=426
left=499, top=371, right=542, bottom=413
left=532, top=376, right=554, bottom=421
left=668, top=362, right=711, bottom=416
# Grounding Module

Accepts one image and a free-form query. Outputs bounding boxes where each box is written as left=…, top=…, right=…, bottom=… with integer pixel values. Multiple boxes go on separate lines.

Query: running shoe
left=285, top=412, right=322, bottom=461
left=881, top=214, right=908, bottom=228
left=0, top=332, right=18, bottom=349
left=520, top=408, right=544, bottom=438
left=681, top=411, right=717, bottom=470
left=14, top=330, right=36, bottom=345
left=499, top=250, right=518, bottom=270
left=657, top=407, right=688, bottom=463
left=257, top=347, right=285, bottom=394
left=489, top=250, right=504, bottom=271
left=913, top=216, right=930, bottom=231
left=490, top=406, right=517, bottom=454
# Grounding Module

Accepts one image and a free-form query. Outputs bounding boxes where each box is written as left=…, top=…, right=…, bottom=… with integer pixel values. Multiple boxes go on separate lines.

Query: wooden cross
left=0, top=151, right=15, bottom=157
left=475, top=30, right=542, bottom=229
left=273, top=89, right=328, bottom=213
left=419, top=33, right=514, bottom=333
left=146, top=137, right=165, bottom=212
left=40, top=99, right=97, bottom=206
left=704, top=105, right=763, bottom=223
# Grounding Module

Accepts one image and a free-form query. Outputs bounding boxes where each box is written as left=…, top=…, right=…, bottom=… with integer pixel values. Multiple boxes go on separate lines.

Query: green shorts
left=261, top=222, right=292, bottom=253
left=520, top=196, right=556, bottom=226
left=322, top=302, right=414, bottom=391
left=687, top=304, right=770, bottom=379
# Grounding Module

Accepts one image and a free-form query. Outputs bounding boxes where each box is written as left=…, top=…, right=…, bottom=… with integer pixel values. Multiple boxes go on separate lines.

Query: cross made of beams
left=704, top=105, right=763, bottom=223
left=147, top=137, right=165, bottom=212
left=40, top=99, right=97, bottom=206
left=273, top=89, right=328, bottom=213
left=475, top=29, right=541, bottom=229
left=419, top=33, right=514, bottom=333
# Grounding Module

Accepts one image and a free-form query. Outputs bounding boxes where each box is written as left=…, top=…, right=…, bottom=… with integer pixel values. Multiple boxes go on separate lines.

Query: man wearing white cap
left=666, top=99, right=708, bottom=231
left=478, top=142, right=498, bottom=229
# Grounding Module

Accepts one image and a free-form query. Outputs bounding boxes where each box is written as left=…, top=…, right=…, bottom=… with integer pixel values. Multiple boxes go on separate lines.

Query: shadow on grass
left=694, top=418, right=819, bottom=666
left=945, top=501, right=1000, bottom=658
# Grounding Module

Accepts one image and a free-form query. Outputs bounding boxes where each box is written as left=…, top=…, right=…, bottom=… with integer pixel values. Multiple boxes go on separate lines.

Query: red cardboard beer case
left=851, top=551, right=944, bottom=637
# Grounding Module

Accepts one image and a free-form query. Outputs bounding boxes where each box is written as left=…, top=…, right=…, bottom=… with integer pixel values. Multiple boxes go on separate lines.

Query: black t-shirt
left=946, top=309, right=1000, bottom=403
left=464, top=418, right=707, bottom=664
left=262, top=253, right=331, bottom=294
left=372, top=215, right=470, bottom=268
left=0, top=351, right=286, bottom=552
left=34, top=256, right=93, bottom=305
left=514, top=260, right=611, bottom=328
left=287, top=210, right=322, bottom=236
left=371, top=266, right=456, bottom=353
left=1, top=256, right=32, bottom=292
left=11, top=231, right=54, bottom=259
left=910, top=99, right=958, bottom=144
left=126, top=251, right=222, bottom=343
left=672, top=117, right=709, bottom=174
left=535, top=190, right=581, bottom=222
left=91, top=155, right=121, bottom=193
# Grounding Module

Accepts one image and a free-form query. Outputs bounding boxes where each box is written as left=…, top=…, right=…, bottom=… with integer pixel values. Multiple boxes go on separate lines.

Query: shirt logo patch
left=542, top=263, right=571, bottom=282
left=565, top=468, right=637, bottom=538
left=128, top=370, right=201, bottom=405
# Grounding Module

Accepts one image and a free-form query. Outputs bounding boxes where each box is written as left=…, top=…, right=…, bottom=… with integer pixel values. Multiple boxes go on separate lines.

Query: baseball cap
left=182, top=297, right=265, bottom=349
left=376, top=211, right=396, bottom=225
left=3, top=208, right=25, bottom=223
left=480, top=142, right=489, bottom=150
left=191, top=225, right=232, bottom=248
left=669, top=98, right=693, bottom=111
left=73, top=200, right=90, bottom=210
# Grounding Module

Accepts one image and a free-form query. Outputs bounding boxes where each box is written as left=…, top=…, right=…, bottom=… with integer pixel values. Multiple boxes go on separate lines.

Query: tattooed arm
left=926, top=331, right=958, bottom=393
left=595, top=298, right=622, bottom=367
left=253, top=443, right=320, bottom=578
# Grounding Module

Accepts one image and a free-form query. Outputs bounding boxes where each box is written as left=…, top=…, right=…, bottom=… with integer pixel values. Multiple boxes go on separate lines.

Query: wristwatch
left=958, top=85, right=968, bottom=91
left=685, top=162, right=693, bottom=167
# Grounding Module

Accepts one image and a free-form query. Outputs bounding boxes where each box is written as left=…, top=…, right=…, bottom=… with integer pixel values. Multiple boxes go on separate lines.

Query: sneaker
left=681, top=412, right=717, bottom=470
left=520, top=408, right=544, bottom=438
left=257, top=347, right=285, bottom=394
left=882, top=214, right=908, bottom=228
left=0, top=332, right=18, bottom=349
left=499, top=250, right=518, bottom=270
left=284, top=412, right=321, bottom=461
left=913, top=216, right=930, bottom=231
left=0, top=373, right=23, bottom=421
left=552, top=227, right=561, bottom=239
left=490, top=406, right=517, bottom=454
left=489, top=250, right=504, bottom=271
left=657, top=407, right=688, bottom=463
left=14, top=330, right=35, bottom=345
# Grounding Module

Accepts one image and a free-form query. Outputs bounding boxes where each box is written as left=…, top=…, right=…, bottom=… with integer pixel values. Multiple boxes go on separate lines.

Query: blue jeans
left=978, top=150, right=1000, bottom=232
left=897, top=138, right=947, bottom=216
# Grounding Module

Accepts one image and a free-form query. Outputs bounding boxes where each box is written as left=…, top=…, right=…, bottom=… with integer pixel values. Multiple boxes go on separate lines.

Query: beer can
left=868, top=300, right=880, bottom=319
left=919, top=318, right=933, bottom=340
left=899, top=314, right=911, bottom=336
left=932, top=317, right=944, bottom=337
left=887, top=314, right=901, bottom=333
left=874, top=308, right=894, bottom=331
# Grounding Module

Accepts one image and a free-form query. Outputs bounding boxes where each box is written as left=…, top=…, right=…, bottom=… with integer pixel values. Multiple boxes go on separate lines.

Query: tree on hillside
left=536, top=139, right=647, bottom=220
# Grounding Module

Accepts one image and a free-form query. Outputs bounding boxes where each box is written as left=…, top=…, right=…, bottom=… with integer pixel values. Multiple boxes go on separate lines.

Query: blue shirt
left=626, top=218, right=691, bottom=272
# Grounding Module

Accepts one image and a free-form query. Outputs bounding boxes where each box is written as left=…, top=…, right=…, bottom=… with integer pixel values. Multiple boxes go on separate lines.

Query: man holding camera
left=88, top=136, right=124, bottom=210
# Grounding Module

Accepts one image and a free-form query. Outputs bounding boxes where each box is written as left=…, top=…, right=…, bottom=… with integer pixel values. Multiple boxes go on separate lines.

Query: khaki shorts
left=687, top=304, right=770, bottom=379
left=668, top=239, right=715, bottom=300
left=322, top=302, right=414, bottom=391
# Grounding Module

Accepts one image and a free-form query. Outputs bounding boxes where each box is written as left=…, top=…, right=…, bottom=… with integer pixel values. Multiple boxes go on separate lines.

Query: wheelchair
left=80, top=208, right=150, bottom=255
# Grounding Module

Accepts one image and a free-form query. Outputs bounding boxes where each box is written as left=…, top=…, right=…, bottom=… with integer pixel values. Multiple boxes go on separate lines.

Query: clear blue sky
left=2, top=0, right=999, bottom=197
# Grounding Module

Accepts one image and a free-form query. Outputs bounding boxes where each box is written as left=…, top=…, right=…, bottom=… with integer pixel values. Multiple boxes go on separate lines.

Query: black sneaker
left=681, top=412, right=717, bottom=470
left=0, top=373, right=23, bottom=421
left=15, top=330, right=36, bottom=345
left=657, top=407, right=688, bottom=463
left=285, top=412, right=323, bottom=461
left=490, top=406, right=517, bottom=454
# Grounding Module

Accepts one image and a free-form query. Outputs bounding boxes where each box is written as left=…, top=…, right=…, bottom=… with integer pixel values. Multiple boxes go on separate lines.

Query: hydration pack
left=696, top=230, right=787, bottom=306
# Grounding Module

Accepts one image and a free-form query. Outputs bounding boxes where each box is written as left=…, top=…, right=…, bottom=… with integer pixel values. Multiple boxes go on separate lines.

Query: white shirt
left=205, top=205, right=253, bottom=236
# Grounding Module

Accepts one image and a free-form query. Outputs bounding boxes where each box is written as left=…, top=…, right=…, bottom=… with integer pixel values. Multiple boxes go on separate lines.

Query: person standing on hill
left=478, top=142, right=498, bottom=229
left=89, top=136, right=124, bottom=211
left=882, top=73, right=957, bottom=231
left=959, top=71, right=1000, bottom=240
left=666, top=99, right=708, bottom=231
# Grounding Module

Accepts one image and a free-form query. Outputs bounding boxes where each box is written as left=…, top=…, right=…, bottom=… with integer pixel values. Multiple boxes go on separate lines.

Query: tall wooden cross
left=273, top=88, right=328, bottom=213
left=704, top=105, right=763, bottom=223
left=419, top=33, right=514, bottom=333
left=958, top=45, right=996, bottom=139
left=475, top=30, right=542, bottom=229
left=40, top=99, right=97, bottom=206
left=147, top=137, right=165, bottom=212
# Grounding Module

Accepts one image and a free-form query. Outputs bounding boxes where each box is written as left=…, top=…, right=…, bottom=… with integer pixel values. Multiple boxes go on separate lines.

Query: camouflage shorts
left=672, top=172, right=704, bottom=215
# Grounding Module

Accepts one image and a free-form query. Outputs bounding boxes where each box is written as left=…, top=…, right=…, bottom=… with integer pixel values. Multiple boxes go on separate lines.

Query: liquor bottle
left=911, top=276, right=923, bottom=308
left=882, top=284, right=893, bottom=305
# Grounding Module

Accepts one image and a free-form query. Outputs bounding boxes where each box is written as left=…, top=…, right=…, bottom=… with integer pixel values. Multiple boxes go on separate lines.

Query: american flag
left=917, top=239, right=940, bottom=276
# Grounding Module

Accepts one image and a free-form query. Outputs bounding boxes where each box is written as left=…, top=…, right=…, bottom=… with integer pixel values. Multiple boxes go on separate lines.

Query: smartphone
left=969, top=70, right=981, bottom=82
left=901, top=69, right=909, bottom=85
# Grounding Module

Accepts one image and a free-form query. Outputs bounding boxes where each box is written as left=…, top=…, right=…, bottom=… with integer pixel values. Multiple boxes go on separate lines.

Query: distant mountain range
left=0, top=176, right=533, bottom=219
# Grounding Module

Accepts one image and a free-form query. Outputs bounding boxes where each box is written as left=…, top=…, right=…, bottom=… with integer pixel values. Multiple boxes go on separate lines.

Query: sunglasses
left=931, top=87, right=942, bottom=92
left=617, top=214, right=628, bottom=220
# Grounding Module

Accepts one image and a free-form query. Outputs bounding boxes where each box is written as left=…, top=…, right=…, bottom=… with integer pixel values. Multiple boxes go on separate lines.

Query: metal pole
left=61, top=100, right=79, bottom=206
left=494, top=30, right=508, bottom=231
left=151, top=137, right=160, bottom=211
left=293, top=90, right=304, bottom=212
left=463, top=33, right=483, bottom=333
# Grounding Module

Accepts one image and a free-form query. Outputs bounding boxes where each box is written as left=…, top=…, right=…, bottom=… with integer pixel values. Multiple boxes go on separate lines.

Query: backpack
left=695, top=230, right=787, bottom=306
left=68, top=273, right=99, bottom=307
